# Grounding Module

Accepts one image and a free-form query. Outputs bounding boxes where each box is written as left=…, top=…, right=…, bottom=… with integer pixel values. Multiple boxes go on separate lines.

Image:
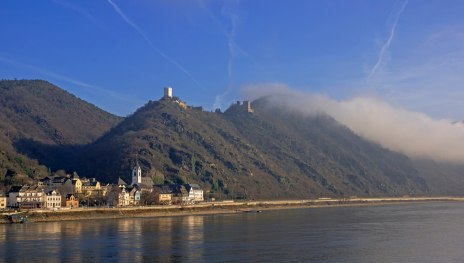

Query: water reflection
left=0, top=225, right=5, bottom=245
left=2, top=203, right=464, bottom=262
left=183, top=216, right=205, bottom=261
left=0, top=215, right=209, bottom=261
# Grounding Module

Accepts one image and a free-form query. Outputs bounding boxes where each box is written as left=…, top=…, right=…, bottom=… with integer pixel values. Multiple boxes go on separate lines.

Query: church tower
left=131, top=160, right=142, bottom=185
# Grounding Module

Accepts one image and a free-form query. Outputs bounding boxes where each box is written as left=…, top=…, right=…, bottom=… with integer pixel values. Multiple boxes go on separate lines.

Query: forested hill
left=74, top=96, right=429, bottom=199
left=0, top=79, right=121, bottom=188
left=2, top=80, right=464, bottom=199
left=0, top=79, right=121, bottom=145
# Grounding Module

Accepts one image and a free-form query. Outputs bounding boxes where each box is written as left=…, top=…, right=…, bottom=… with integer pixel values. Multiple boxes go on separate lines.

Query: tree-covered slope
left=0, top=79, right=122, bottom=145
left=0, top=79, right=122, bottom=189
left=75, top=96, right=429, bottom=199
left=2, top=80, right=461, bottom=199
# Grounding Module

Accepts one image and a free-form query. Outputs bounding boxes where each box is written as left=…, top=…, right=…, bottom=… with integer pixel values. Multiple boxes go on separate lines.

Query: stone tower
left=244, top=101, right=253, bottom=113
left=164, top=86, right=173, bottom=98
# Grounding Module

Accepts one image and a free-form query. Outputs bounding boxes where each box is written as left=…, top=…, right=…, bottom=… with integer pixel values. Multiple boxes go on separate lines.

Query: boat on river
left=7, top=212, right=28, bottom=223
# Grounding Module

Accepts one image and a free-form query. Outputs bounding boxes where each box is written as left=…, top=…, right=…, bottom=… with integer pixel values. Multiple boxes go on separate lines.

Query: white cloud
left=243, top=83, right=464, bottom=163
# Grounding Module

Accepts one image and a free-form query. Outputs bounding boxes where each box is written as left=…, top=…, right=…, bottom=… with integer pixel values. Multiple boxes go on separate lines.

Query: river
left=1, top=201, right=464, bottom=262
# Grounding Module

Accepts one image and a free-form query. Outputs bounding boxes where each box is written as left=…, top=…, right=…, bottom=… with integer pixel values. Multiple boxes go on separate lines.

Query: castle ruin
left=236, top=100, right=253, bottom=113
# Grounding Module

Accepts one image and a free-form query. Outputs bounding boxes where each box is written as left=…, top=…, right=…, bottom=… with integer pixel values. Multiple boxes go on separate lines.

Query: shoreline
left=2, top=196, right=464, bottom=224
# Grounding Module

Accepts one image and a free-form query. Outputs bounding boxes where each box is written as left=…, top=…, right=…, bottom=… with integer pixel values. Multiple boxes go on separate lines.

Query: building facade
left=0, top=193, right=6, bottom=209
left=6, top=186, right=22, bottom=208
left=186, top=184, right=204, bottom=203
left=118, top=188, right=130, bottom=207
left=153, top=185, right=172, bottom=205
left=17, top=186, right=45, bottom=209
left=45, top=190, right=61, bottom=209
left=81, top=178, right=101, bottom=196
left=65, top=194, right=79, bottom=208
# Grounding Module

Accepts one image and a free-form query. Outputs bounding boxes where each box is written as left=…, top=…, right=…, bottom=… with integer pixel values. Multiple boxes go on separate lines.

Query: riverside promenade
left=2, top=196, right=464, bottom=223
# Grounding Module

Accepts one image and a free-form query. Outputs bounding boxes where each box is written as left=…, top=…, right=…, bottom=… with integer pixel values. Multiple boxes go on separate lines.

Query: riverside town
left=2, top=161, right=204, bottom=210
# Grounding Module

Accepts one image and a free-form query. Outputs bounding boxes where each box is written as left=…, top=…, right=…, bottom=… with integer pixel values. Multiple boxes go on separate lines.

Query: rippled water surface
left=1, top=202, right=464, bottom=262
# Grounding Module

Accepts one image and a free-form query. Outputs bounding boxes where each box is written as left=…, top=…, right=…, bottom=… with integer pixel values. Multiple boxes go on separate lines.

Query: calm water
left=1, top=202, right=464, bottom=262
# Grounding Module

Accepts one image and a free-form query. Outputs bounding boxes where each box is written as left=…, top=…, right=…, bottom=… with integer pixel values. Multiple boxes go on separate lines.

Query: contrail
left=227, top=14, right=238, bottom=81
left=52, top=0, right=106, bottom=31
left=368, top=0, right=408, bottom=81
left=0, top=55, right=138, bottom=103
left=213, top=14, right=238, bottom=110
left=199, top=0, right=267, bottom=109
left=204, top=6, right=243, bottom=109
left=106, top=0, right=204, bottom=90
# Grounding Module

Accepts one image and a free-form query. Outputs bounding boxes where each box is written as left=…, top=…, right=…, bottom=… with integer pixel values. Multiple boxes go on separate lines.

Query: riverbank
left=2, top=196, right=464, bottom=224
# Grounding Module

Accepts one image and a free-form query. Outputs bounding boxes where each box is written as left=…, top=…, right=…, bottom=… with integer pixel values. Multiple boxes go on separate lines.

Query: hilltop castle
left=225, top=100, right=254, bottom=113
left=162, top=86, right=253, bottom=113
left=163, top=86, right=172, bottom=98
left=163, top=86, right=186, bottom=109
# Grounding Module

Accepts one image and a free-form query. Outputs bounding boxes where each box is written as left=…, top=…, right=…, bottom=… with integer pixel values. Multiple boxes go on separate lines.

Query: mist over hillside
left=69, top=94, right=430, bottom=199
left=1, top=80, right=463, bottom=198
left=243, top=83, right=464, bottom=164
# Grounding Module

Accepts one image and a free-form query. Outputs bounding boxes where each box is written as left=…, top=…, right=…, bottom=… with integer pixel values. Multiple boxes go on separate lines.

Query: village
left=0, top=161, right=204, bottom=211
left=0, top=87, right=252, bottom=212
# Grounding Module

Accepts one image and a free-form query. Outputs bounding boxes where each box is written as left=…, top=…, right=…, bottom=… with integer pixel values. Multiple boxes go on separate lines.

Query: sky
left=1, top=0, right=464, bottom=119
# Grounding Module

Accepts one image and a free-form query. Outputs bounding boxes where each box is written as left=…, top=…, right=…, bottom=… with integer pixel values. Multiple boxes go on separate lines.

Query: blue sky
left=1, top=0, right=464, bottom=118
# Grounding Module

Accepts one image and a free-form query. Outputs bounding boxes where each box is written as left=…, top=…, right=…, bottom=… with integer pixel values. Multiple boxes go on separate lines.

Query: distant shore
left=2, top=196, right=464, bottom=224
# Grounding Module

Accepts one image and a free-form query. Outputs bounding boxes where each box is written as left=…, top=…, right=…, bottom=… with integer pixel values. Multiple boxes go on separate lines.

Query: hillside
left=2, top=80, right=463, bottom=199
left=0, top=80, right=122, bottom=145
left=412, top=159, right=464, bottom=196
left=73, top=96, right=429, bottom=199
left=0, top=79, right=122, bottom=189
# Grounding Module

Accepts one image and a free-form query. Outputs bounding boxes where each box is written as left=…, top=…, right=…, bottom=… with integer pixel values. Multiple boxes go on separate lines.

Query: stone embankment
left=2, top=196, right=464, bottom=223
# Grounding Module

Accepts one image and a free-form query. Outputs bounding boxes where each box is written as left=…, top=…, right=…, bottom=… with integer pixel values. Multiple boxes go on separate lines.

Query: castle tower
left=244, top=101, right=253, bottom=113
left=131, top=161, right=142, bottom=185
left=164, top=86, right=173, bottom=98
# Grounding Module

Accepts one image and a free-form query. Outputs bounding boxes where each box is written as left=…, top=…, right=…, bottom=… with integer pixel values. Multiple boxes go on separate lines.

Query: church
left=131, top=160, right=154, bottom=191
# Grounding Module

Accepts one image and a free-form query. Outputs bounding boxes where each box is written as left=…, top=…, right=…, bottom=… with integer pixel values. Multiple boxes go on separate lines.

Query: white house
left=128, top=186, right=141, bottom=206
left=118, top=188, right=130, bottom=207
left=45, top=190, right=61, bottom=209
left=186, top=184, right=204, bottom=203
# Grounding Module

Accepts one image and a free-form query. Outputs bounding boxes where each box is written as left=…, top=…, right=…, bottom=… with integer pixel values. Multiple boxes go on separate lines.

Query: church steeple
left=131, top=160, right=142, bottom=185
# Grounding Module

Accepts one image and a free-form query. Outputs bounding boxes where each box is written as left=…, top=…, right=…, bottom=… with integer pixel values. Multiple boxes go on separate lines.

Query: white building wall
left=45, top=195, right=61, bottom=208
